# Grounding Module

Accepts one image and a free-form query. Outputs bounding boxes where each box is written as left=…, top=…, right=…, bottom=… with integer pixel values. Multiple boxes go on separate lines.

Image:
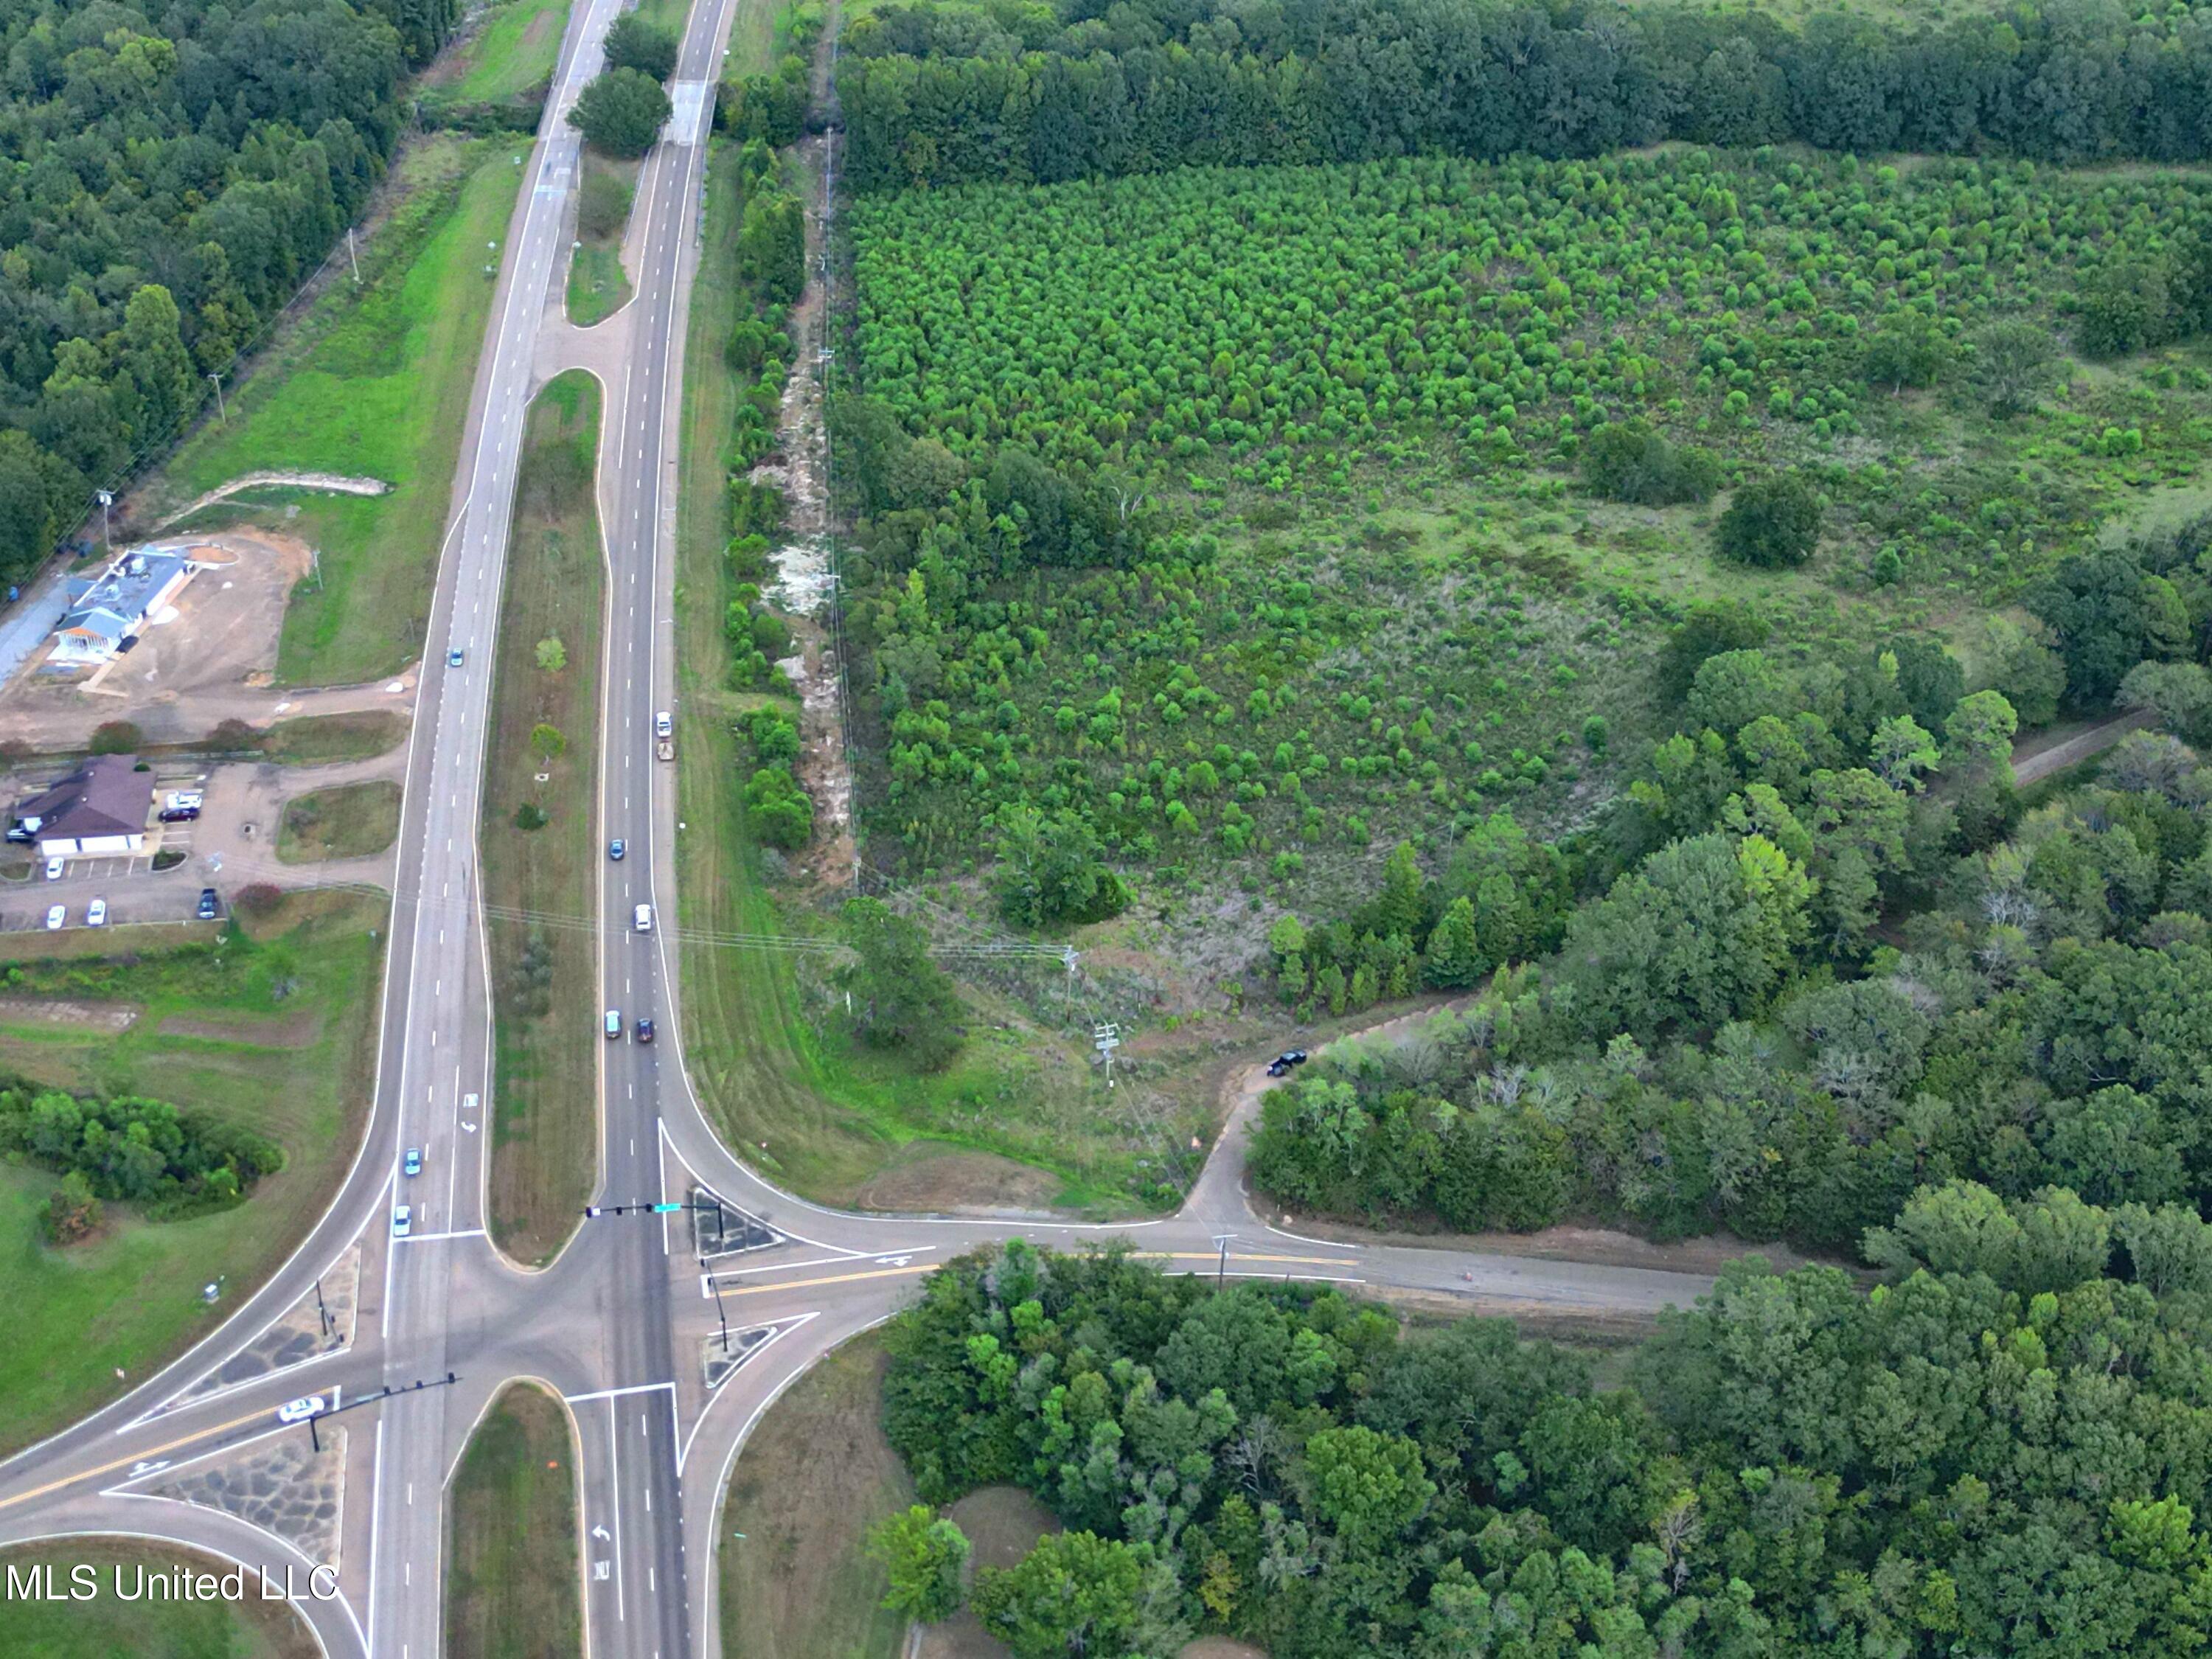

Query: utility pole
left=313, top=1276, right=331, bottom=1340
left=94, top=490, right=112, bottom=554
left=1093, top=1022, right=1121, bottom=1088
left=207, top=372, right=225, bottom=424
left=347, top=226, right=361, bottom=285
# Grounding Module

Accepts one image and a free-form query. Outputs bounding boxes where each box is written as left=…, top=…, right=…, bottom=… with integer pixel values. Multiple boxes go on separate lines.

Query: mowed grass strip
left=278, top=779, right=403, bottom=863
left=446, top=1382, right=582, bottom=1659
left=484, top=370, right=603, bottom=1265
left=152, top=135, right=526, bottom=687
left=448, top=0, right=572, bottom=102
left=0, top=1539, right=319, bottom=1659
left=719, top=1330, right=914, bottom=1659
left=0, top=892, right=384, bottom=1453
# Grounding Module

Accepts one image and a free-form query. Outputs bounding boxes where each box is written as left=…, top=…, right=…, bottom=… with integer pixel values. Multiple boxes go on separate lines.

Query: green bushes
left=1715, top=473, right=1822, bottom=568
left=1577, top=421, right=1720, bottom=507
left=0, top=1085, right=283, bottom=1220
left=602, top=13, right=676, bottom=80
left=568, top=68, right=672, bottom=159
left=741, top=708, right=813, bottom=850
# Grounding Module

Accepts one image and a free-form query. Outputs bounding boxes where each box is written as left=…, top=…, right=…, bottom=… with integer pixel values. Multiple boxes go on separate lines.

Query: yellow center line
left=718, top=1263, right=939, bottom=1296
left=0, top=1403, right=275, bottom=1514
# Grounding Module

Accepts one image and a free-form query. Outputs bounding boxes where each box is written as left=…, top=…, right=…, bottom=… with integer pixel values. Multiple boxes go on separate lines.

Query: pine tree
left=1423, top=895, right=1486, bottom=989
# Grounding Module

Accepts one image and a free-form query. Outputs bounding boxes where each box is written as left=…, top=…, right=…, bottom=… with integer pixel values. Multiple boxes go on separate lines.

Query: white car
left=44, top=903, right=64, bottom=930
left=43, top=856, right=63, bottom=880
left=654, top=710, right=672, bottom=740
left=276, top=1395, right=327, bottom=1425
left=86, top=898, right=106, bottom=927
left=634, top=903, right=653, bottom=933
left=392, top=1203, right=412, bottom=1238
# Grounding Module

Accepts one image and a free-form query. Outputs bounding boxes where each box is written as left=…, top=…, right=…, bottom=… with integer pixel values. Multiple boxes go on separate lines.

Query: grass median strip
left=446, top=1382, right=582, bottom=1659
left=0, top=892, right=383, bottom=1455
left=567, top=151, right=636, bottom=327
left=483, top=370, right=603, bottom=1265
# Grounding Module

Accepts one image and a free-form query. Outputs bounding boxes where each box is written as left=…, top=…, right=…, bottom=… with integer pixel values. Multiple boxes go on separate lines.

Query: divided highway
left=0, top=4, right=1724, bottom=1657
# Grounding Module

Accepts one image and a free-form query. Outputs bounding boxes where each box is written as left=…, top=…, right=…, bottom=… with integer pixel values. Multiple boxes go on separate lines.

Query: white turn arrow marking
left=592, top=1524, right=611, bottom=1541
left=461, top=1121, right=478, bottom=1134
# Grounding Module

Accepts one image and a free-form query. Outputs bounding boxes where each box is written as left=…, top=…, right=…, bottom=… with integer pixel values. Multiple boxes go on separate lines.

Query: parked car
left=403, top=1147, right=422, bottom=1178
left=157, top=805, right=200, bottom=823
left=44, top=903, right=63, bottom=930
left=604, top=1009, right=622, bottom=1040
left=636, top=1018, right=655, bottom=1044
left=86, top=898, right=106, bottom=926
left=162, top=790, right=204, bottom=813
left=44, top=856, right=63, bottom=880
left=654, top=710, right=672, bottom=739
left=634, top=903, right=653, bottom=933
left=198, top=888, right=220, bottom=920
left=608, top=838, right=625, bottom=860
left=1265, top=1049, right=1310, bottom=1077
left=392, top=1204, right=412, bottom=1238
left=276, top=1396, right=327, bottom=1425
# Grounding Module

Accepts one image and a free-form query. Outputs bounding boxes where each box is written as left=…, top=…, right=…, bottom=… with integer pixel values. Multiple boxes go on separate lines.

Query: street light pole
left=94, top=490, right=112, bottom=554
left=1213, top=1233, right=1231, bottom=1292
left=207, top=372, right=225, bottom=424
left=711, top=1275, right=731, bottom=1355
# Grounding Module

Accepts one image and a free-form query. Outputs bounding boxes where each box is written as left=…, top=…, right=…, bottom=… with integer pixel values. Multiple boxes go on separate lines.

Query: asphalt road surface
left=0, top=5, right=1726, bottom=1658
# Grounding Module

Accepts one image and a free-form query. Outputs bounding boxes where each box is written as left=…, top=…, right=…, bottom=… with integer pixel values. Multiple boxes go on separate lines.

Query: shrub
left=1716, top=474, right=1823, bottom=568
left=88, top=720, right=142, bottom=755
left=575, top=170, right=632, bottom=242
left=514, top=802, right=549, bottom=830
left=233, top=882, right=284, bottom=917
left=568, top=68, right=672, bottom=159
left=1579, top=421, right=1722, bottom=506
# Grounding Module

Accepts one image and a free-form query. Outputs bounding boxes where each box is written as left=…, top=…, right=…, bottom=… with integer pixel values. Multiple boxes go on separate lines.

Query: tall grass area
left=445, top=1383, right=582, bottom=1659
left=0, top=1540, right=317, bottom=1658
left=0, top=892, right=385, bottom=1453
left=718, top=1330, right=913, bottom=1659
left=156, top=135, right=527, bottom=686
left=483, top=372, right=604, bottom=1264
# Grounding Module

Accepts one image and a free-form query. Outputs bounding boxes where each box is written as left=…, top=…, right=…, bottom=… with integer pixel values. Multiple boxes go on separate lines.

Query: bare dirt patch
left=853, top=1150, right=1070, bottom=1216
left=914, top=1487, right=1063, bottom=1659
left=0, top=529, right=317, bottom=747
left=156, top=1009, right=323, bottom=1048
left=1182, top=1641, right=1269, bottom=1659
left=0, top=998, right=140, bottom=1034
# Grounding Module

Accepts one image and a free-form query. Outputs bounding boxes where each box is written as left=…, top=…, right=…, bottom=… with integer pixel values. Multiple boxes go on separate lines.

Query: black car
left=1265, top=1057, right=1292, bottom=1077
left=159, top=806, right=201, bottom=823
left=197, top=888, right=219, bottom=920
left=1284, top=1048, right=1310, bottom=1065
left=636, top=1018, right=655, bottom=1044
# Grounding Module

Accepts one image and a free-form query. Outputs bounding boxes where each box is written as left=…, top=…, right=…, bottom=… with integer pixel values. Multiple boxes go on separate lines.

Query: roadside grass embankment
left=448, top=0, right=573, bottom=102
left=0, top=891, right=384, bottom=1454
left=445, top=1382, right=582, bottom=1659
left=278, top=779, right=404, bottom=863
left=154, top=133, right=527, bottom=688
left=719, top=1329, right=913, bottom=1659
left=0, top=1538, right=318, bottom=1659
left=482, top=371, right=604, bottom=1265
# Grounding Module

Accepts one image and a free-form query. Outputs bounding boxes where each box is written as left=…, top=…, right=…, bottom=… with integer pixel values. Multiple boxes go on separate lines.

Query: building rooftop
left=12, top=754, right=150, bottom=842
left=58, top=546, right=195, bottom=643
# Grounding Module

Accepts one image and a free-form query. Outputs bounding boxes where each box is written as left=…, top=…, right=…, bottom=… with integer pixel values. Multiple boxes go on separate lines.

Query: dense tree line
left=1, top=1081, right=285, bottom=1217
left=878, top=1232, right=2212, bottom=1656
left=0, top=0, right=437, bottom=583
left=1248, top=529, right=2212, bottom=1251
left=838, top=0, right=2212, bottom=193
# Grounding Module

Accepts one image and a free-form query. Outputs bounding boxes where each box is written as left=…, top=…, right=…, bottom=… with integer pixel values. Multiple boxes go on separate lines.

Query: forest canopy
left=838, top=0, right=2212, bottom=192
left=0, top=0, right=446, bottom=582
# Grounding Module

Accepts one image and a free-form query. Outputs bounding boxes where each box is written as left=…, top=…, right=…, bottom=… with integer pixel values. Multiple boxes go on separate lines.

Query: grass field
left=0, top=1539, right=317, bottom=1659
left=152, top=135, right=526, bottom=687
left=0, top=892, right=384, bottom=1453
left=262, top=710, right=412, bottom=765
left=446, top=1382, right=582, bottom=1659
left=567, top=152, right=636, bottom=327
left=482, top=371, right=604, bottom=1264
left=718, top=1330, right=914, bottom=1659
left=448, top=0, right=572, bottom=102
left=277, top=779, right=403, bottom=863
